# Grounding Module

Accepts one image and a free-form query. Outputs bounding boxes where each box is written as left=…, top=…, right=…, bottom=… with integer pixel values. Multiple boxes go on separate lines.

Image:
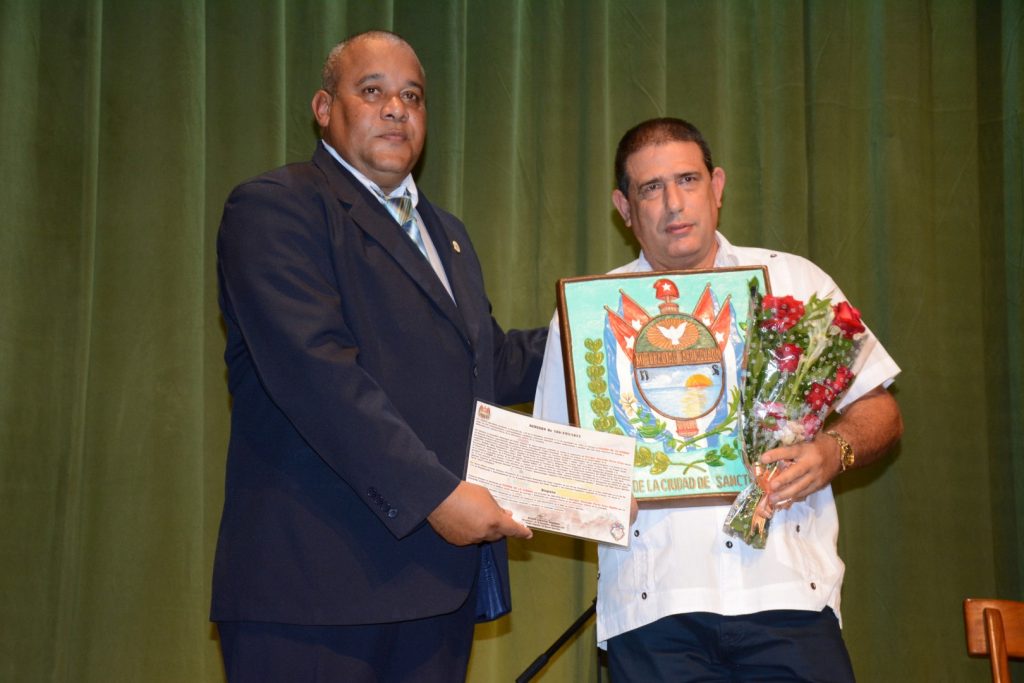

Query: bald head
left=321, top=30, right=423, bottom=98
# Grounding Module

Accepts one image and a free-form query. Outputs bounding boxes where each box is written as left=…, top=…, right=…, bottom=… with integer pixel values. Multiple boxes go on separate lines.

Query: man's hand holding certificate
left=465, top=401, right=635, bottom=546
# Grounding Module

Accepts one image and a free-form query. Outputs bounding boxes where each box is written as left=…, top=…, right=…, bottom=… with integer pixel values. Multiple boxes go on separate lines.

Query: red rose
left=802, top=413, right=823, bottom=435
left=805, top=382, right=835, bottom=411
left=830, top=365, right=853, bottom=394
left=832, top=301, right=865, bottom=338
left=763, top=402, right=786, bottom=420
left=755, top=402, right=787, bottom=431
left=773, top=343, right=803, bottom=373
left=761, top=295, right=806, bottom=332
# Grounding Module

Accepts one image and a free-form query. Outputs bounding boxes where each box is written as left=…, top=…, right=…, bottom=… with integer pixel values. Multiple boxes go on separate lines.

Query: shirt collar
left=320, top=139, right=419, bottom=206
left=712, top=232, right=739, bottom=267
left=638, top=231, right=737, bottom=271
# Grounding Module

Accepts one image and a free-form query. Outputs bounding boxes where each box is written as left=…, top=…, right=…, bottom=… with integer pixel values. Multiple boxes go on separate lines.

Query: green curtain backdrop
left=1, top=1, right=1021, bottom=681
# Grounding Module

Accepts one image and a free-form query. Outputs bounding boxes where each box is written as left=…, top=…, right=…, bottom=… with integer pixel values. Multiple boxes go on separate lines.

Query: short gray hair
left=321, top=30, right=415, bottom=95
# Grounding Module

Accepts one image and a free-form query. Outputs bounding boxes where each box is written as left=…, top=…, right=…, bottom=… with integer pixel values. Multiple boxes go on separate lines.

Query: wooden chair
left=964, top=598, right=1024, bottom=682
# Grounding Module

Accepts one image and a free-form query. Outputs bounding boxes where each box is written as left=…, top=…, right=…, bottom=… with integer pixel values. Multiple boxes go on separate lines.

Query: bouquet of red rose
left=723, top=279, right=865, bottom=549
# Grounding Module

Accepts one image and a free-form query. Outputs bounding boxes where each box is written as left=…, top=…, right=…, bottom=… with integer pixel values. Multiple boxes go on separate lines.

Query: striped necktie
left=383, top=192, right=428, bottom=258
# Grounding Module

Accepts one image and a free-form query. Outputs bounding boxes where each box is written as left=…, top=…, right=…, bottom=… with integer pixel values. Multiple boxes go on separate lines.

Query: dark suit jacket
left=210, top=144, right=547, bottom=625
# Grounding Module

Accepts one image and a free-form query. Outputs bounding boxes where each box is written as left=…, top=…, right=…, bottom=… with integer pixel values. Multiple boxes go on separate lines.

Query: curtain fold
left=1, top=1, right=1021, bottom=681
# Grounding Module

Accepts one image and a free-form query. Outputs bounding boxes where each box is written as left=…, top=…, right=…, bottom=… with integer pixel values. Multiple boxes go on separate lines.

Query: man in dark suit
left=211, top=30, right=546, bottom=682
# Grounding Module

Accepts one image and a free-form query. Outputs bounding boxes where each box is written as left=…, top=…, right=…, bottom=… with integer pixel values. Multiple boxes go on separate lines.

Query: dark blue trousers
left=217, top=589, right=478, bottom=683
left=607, top=609, right=855, bottom=683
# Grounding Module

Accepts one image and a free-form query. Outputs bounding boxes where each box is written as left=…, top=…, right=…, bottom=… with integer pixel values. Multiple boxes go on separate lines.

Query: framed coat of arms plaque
left=557, top=267, right=769, bottom=502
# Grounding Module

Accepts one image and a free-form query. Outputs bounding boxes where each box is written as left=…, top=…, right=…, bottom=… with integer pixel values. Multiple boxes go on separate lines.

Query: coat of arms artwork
left=557, top=267, right=769, bottom=502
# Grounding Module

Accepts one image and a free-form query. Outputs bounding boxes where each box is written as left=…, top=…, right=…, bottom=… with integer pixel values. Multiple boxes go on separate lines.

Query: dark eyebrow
left=641, top=169, right=702, bottom=186
left=635, top=175, right=663, bottom=189
left=355, top=73, right=385, bottom=87
left=354, top=73, right=424, bottom=92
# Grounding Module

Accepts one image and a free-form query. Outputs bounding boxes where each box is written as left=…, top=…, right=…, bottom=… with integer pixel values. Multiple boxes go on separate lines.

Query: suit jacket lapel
left=312, top=146, right=472, bottom=345
left=415, top=199, right=485, bottom=351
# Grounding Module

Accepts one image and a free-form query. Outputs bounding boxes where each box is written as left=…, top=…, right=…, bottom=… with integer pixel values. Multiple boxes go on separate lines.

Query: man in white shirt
left=533, top=118, right=903, bottom=681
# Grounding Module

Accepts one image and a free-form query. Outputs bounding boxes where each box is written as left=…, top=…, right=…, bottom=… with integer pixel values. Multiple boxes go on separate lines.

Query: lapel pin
left=452, top=240, right=461, bottom=253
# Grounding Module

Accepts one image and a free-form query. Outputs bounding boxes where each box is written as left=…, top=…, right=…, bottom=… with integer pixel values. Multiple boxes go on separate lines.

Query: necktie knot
left=386, top=193, right=414, bottom=227
left=381, top=191, right=427, bottom=258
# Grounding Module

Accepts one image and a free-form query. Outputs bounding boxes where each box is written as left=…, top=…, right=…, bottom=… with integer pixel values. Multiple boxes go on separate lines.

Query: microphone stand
left=515, top=598, right=597, bottom=682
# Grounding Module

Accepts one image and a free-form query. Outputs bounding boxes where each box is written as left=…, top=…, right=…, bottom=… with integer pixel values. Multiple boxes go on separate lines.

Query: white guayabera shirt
left=532, top=232, right=901, bottom=647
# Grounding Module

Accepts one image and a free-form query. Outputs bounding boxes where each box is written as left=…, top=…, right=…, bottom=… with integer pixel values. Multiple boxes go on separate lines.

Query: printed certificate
left=465, top=401, right=634, bottom=546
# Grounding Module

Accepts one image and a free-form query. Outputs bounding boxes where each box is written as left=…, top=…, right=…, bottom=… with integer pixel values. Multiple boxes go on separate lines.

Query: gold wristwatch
left=825, top=430, right=855, bottom=472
